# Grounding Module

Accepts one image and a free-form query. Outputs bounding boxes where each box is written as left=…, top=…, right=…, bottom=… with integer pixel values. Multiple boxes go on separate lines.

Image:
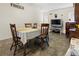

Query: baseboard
left=0, top=36, right=12, bottom=41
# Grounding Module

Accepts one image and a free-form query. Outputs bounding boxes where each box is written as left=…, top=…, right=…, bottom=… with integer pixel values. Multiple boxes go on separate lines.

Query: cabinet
left=66, top=22, right=76, bottom=38
left=66, top=22, right=79, bottom=40
left=65, top=3, right=79, bottom=39
left=75, top=3, right=79, bottom=24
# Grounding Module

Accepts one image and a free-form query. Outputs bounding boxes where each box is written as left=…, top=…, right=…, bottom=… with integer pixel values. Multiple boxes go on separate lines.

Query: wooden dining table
left=17, top=28, right=40, bottom=44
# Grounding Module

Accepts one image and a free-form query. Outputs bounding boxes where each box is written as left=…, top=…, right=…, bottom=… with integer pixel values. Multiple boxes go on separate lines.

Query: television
left=51, top=19, right=61, bottom=25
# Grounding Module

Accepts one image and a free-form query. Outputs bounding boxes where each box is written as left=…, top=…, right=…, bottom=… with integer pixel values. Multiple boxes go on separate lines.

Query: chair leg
left=46, top=37, right=49, bottom=46
left=13, top=45, right=17, bottom=56
left=23, top=43, right=27, bottom=56
left=46, top=41, right=49, bottom=46
left=10, top=42, right=14, bottom=50
left=40, top=39, right=44, bottom=49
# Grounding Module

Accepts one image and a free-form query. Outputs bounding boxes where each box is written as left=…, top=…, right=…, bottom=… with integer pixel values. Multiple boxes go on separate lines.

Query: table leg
left=23, top=44, right=26, bottom=56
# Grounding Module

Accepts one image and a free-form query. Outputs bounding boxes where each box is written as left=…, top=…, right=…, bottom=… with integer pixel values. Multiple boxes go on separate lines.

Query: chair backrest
left=10, top=24, right=18, bottom=42
left=41, top=23, right=49, bottom=35
left=25, top=23, right=32, bottom=28
left=33, top=23, right=37, bottom=28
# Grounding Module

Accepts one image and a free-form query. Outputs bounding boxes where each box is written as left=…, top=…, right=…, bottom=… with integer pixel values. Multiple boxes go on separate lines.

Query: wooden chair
left=33, top=23, right=37, bottom=28
left=25, top=23, right=32, bottom=28
left=39, top=23, right=49, bottom=49
left=10, top=24, right=23, bottom=55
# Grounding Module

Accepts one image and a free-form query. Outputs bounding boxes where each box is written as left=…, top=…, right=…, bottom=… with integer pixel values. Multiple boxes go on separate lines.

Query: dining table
left=17, top=27, right=40, bottom=44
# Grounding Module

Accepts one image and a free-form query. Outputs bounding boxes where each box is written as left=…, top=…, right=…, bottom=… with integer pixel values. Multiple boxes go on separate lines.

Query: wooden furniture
left=66, top=22, right=79, bottom=42
left=25, top=23, right=32, bottom=28
left=39, top=23, right=49, bottom=49
left=66, top=22, right=76, bottom=38
left=10, top=24, right=23, bottom=55
left=66, top=22, right=70, bottom=38
left=17, top=28, right=40, bottom=44
left=17, top=28, right=40, bottom=55
left=65, top=3, right=79, bottom=40
left=75, top=3, right=79, bottom=24
left=69, top=29, right=79, bottom=39
left=70, top=3, right=79, bottom=38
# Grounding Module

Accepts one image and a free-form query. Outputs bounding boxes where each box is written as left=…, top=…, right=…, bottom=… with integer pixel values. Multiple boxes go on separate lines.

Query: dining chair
left=39, top=23, right=49, bottom=49
left=33, top=23, right=37, bottom=28
left=25, top=23, right=32, bottom=28
left=10, top=24, right=24, bottom=55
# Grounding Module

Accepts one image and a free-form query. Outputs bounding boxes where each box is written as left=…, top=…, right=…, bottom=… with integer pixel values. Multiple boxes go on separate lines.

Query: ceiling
left=29, top=3, right=73, bottom=11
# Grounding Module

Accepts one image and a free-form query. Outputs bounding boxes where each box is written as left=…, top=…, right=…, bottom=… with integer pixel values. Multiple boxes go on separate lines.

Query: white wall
left=0, top=3, right=40, bottom=40
left=0, top=3, right=74, bottom=40
left=39, top=10, right=49, bottom=23
left=48, top=7, right=74, bottom=33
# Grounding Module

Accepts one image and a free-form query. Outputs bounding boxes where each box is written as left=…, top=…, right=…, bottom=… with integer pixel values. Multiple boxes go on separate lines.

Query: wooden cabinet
left=75, top=3, right=79, bottom=24
left=66, top=22, right=76, bottom=38
left=66, top=22, right=79, bottom=39
left=65, top=3, right=79, bottom=39
left=66, top=22, right=70, bottom=37
left=69, top=29, right=79, bottom=39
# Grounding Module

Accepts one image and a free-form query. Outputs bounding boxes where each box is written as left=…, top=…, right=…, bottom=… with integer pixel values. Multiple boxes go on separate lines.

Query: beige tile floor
left=0, top=32, right=70, bottom=56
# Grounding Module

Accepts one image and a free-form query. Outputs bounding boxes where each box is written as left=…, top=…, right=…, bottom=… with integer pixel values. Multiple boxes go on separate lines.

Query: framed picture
left=10, top=3, right=24, bottom=10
